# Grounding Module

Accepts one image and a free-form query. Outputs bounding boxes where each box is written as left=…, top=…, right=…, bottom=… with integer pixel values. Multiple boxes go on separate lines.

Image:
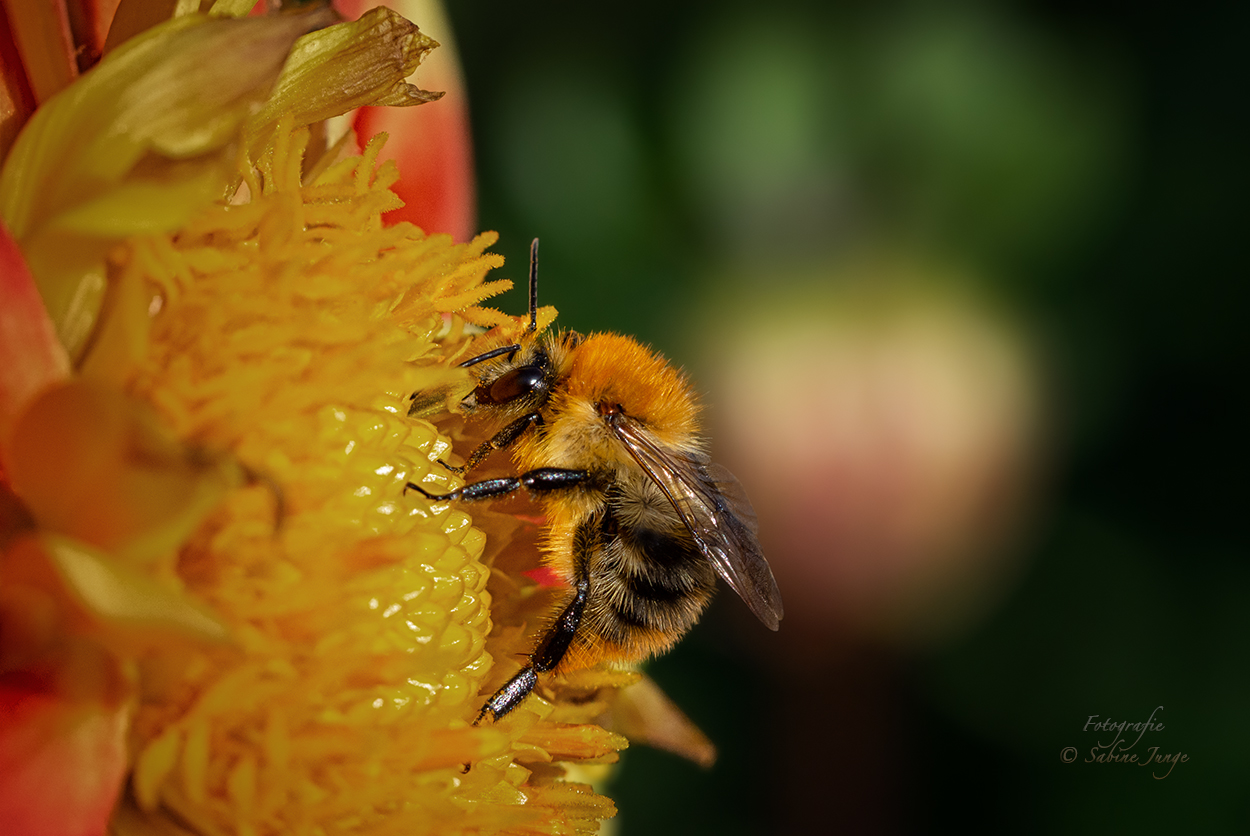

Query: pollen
left=109, top=123, right=624, bottom=835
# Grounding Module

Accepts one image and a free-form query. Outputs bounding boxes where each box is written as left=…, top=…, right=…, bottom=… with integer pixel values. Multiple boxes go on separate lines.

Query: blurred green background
left=441, top=0, right=1247, bottom=832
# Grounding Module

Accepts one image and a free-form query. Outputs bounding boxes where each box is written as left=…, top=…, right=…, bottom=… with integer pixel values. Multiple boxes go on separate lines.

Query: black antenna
left=528, top=238, right=539, bottom=333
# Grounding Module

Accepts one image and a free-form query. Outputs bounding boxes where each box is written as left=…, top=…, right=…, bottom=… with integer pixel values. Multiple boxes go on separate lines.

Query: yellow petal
left=5, top=380, right=252, bottom=565
left=7, top=534, right=230, bottom=654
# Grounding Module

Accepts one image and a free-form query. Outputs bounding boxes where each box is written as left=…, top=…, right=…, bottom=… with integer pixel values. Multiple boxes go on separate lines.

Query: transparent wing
left=611, top=419, right=783, bottom=630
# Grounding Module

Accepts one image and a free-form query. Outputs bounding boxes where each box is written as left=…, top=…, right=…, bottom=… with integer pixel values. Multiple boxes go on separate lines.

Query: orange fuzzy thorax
left=565, top=333, right=700, bottom=443
left=511, top=332, right=701, bottom=477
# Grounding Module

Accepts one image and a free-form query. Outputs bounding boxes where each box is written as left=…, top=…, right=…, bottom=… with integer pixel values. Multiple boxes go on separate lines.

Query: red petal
left=0, top=665, right=128, bottom=836
left=522, top=565, right=569, bottom=589
left=339, top=0, right=475, bottom=240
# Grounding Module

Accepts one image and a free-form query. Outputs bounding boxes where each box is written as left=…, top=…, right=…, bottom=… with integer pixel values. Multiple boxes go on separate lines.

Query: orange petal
left=70, top=0, right=125, bottom=67
left=0, top=2, right=37, bottom=163
left=342, top=0, right=475, bottom=239
left=0, top=0, right=76, bottom=104
left=99, top=0, right=175, bottom=56
left=0, top=222, right=69, bottom=460
left=604, top=675, right=717, bottom=768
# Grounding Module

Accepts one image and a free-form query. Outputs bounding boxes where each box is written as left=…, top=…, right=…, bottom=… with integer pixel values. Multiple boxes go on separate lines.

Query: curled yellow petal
left=245, top=6, right=442, bottom=159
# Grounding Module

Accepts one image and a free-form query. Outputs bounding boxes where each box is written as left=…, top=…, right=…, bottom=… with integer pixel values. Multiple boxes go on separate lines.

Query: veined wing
left=611, top=418, right=783, bottom=630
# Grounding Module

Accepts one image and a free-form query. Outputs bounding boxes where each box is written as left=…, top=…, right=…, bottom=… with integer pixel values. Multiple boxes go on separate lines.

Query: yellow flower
left=0, top=4, right=638, bottom=834
left=108, top=122, right=624, bottom=835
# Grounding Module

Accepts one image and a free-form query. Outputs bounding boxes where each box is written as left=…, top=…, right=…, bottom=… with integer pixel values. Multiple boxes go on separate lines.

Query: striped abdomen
left=569, top=478, right=718, bottom=665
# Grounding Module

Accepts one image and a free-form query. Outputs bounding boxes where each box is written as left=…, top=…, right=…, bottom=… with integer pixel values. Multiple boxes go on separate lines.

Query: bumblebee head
left=456, top=239, right=579, bottom=418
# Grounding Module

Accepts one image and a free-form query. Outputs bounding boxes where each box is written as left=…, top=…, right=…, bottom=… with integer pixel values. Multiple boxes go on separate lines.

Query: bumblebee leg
left=473, top=667, right=539, bottom=724
left=443, top=412, right=542, bottom=475
left=474, top=517, right=596, bottom=724
left=406, top=467, right=589, bottom=502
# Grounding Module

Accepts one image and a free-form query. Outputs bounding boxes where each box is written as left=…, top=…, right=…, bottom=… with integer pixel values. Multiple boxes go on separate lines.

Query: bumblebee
left=407, top=240, right=782, bottom=724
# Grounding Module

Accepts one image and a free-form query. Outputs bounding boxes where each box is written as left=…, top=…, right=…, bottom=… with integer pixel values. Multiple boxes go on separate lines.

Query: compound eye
left=486, top=366, right=547, bottom=405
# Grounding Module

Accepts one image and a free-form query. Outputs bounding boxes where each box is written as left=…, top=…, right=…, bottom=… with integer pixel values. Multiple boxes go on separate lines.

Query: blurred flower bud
left=701, top=262, right=1044, bottom=647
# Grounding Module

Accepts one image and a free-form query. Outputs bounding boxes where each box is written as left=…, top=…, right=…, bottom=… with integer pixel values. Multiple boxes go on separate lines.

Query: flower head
left=0, top=5, right=641, bottom=834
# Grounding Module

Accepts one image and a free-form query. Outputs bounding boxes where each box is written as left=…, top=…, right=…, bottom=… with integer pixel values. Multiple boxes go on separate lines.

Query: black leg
left=406, top=467, right=589, bottom=502
left=442, top=412, right=542, bottom=475
left=474, top=516, right=596, bottom=724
